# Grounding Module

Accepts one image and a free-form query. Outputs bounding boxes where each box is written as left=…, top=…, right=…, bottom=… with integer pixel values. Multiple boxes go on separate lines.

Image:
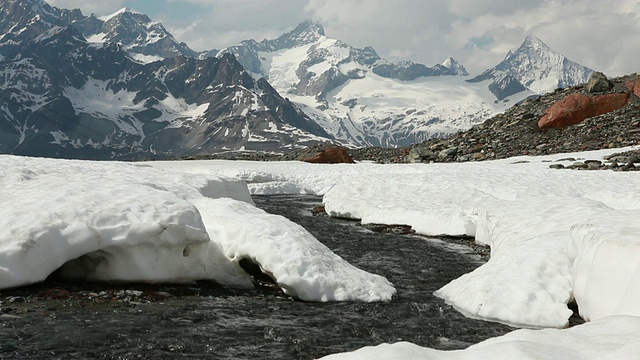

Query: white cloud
left=159, top=0, right=308, bottom=51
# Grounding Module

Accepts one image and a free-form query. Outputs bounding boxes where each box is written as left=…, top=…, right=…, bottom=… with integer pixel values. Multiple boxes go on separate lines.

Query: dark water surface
left=0, top=195, right=512, bottom=359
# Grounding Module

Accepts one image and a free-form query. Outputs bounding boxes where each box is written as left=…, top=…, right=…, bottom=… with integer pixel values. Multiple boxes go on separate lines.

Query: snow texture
left=319, top=315, right=640, bottom=360
left=0, top=155, right=395, bottom=303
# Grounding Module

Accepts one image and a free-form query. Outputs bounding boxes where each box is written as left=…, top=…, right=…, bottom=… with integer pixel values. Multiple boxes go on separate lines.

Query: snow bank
left=0, top=155, right=394, bottom=303
left=570, top=211, right=640, bottom=321
left=0, top=156, right=251, bottom=288
left=319, top=315, right=640, bottom=360
left=151, top=147, right=640, bottom=327
left=321, top=155, right=640, bottom=328
left=198, top=198, right=394, bottom=301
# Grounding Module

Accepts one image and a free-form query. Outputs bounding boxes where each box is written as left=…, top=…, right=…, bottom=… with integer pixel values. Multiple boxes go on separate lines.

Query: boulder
left=438, top=147, right=458, bottom=160
left=626, top=78, right=640, bottom=97
left=408, top=147, right=437, bottom=163
left=538, top=93, right=630, bottom=129
left=299, top=147, right=355, bottom=164
left=586, top=72, right=613, bottom=93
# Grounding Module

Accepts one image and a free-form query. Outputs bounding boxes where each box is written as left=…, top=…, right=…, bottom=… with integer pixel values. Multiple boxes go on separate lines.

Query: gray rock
left=549, top=164, right=565, bottom=169
left=573, top=161, right=588, bottom=169
left=408, top=147, right=437, bottom=163
left=586, top=71, right=613, bottom=93
left=587, top=162, right=600, bottom=170
left=438, top=147, right=458, bottom=160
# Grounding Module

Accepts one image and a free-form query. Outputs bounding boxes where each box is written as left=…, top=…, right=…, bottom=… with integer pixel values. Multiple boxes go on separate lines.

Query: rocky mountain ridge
left=76, top=7, right=199, bottom=62
left=0, top=0, right=332, bottom=159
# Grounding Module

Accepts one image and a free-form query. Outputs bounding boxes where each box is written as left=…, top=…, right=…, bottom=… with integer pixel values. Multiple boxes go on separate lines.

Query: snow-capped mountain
left=214, top=21, right=524, bottom=147
left=468, top=35, right=594, bottom=99
left=1, top=1, right=598, bottom=157
left=75, top=7, right=200, bottom=63
left=0, top=0, right=331, bottom=159
left=0, top=0, right=85, bottom=59
left=0, top=0, right=200, bottom=63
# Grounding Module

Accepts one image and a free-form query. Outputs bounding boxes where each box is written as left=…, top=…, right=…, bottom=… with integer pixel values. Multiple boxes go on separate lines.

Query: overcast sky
left=45, top=0, right=640, bottom=76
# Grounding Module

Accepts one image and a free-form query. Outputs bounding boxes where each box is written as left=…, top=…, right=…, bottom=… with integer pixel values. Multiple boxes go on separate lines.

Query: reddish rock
left=626, top=79, right=640, bottom=97
left=538, top=93, right=630, bottom=129
left=299, top=147, right=355, bottom=164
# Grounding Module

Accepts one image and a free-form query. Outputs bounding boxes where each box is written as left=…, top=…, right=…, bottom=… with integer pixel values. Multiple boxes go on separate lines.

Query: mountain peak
left=518, top=35, right=553, bottom=53
left=292, top=20, right=325, bottom=37
left=262, top=20, right=326, bottom=51
left=282, top=20, right=325, bottom=44
left=472, top=34, right=594, bottom=95
left=99, top=7, right=141, bottom=22
left=442, top=57, right=470, bottom=76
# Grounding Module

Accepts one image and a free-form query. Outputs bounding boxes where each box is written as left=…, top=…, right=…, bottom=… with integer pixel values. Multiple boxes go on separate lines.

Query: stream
left=0, top=195, right=512, bottom=359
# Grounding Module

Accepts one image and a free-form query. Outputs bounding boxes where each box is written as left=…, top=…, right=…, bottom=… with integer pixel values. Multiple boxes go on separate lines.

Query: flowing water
left=0, top=195, right=512, bottom=359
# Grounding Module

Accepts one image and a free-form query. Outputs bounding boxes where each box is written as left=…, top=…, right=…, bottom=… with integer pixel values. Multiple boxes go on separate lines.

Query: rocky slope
left=405, top=72, right=640, bottom=164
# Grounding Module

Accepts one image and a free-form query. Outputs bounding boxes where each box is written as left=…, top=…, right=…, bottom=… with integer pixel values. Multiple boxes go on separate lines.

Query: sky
left=45, top=0, right=640, bottom=76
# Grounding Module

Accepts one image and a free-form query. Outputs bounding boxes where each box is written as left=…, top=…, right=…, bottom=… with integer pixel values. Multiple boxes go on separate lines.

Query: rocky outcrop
left=538, top=93, right=630, bottom=128
left=299, top=147, right=355, bottom=164
left=626, top=79, right=640, bottom=98
left=539, top=72, right=630, bottom=129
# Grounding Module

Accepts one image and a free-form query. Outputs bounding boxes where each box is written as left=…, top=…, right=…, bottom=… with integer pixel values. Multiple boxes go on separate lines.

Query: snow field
left=0, top=155, right=395, bottom=302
